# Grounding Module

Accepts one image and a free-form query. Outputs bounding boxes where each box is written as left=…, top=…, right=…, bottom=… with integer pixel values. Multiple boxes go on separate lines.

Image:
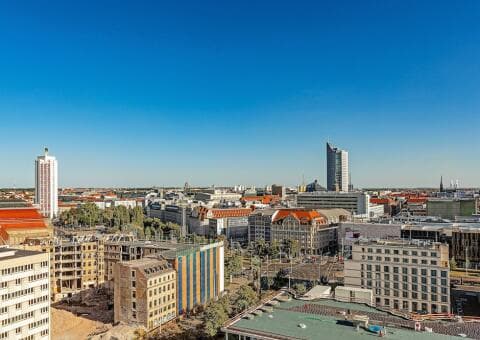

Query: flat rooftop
left=0, top=247, right=44, bottom=260
left=225, top=298, right=475, bottom=339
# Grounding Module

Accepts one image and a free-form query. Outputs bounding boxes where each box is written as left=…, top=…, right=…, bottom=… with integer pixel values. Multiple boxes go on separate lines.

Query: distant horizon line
left=1, top=186, right=477, bottom=191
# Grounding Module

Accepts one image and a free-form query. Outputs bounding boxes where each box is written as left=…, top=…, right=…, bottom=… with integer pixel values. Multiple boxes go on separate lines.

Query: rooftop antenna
left=44, top=147, right=49, bottom=156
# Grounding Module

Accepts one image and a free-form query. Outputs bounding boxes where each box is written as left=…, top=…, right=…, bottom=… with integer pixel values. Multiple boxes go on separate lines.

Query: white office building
left=35, top=148, right=58, bottom=219
left=0, top=247, right=51, bottom=340
left=296, top=191, right=384, bottom=219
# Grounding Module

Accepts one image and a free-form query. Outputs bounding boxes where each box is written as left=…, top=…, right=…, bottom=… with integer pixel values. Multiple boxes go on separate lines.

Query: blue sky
left=0, top=1, right=479, bottom=188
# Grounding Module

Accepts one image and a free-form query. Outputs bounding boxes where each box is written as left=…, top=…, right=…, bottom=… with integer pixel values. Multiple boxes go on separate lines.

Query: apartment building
left=344, top=239, right=450, bottom=314
left=36, top=235, right=105, bottom=301
left=114, top=257, right=176, bottom=331
left=104, top=237, right=224, bottom=314
left=0, top=247, right=50, bottom=340
left=270, top=209, right=337, bottom=255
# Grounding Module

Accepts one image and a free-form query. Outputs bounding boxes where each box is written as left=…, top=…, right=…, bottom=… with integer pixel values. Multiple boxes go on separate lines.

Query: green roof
left=226, top=299, right=466, bottom=340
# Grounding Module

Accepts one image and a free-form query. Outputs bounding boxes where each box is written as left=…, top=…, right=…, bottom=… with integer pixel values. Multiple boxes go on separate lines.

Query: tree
left=450, top=257, right=457, bottom=270
left=269, top=240, right=280, bottom=258
left=130, top=206, right=145, bottom=228
left=203, top=299, right=229, bottom=337
left=144, top=226, right=152, bottom=240
left=293, top=283, right=307, bottom=295
left=233, top=285, right=257, bottom=313
left=283, top=239, right=300, bottom=258
left=261, top=276, right=274, bottom=290
left=225, top=254, right=242, bottom=282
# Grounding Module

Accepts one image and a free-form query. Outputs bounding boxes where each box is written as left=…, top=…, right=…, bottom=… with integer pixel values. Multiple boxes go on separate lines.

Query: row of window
left=362, top=273, right=448, bottom=286
left=362, top=247, right=437, bottom=257
left=362, top=255, right=439, bottom=265
left=1, top=311, right=34, bottom=326
left=1, top=263, right=35, bottom=276
left=378, top=298, right=449, bottom=313
left=148, top=293, right=175, bottom=308
left=362, top=265, right=448, bottom=277
left=1, top=302, right=48, bottom=315
left=148, top=283, right=175, bottom=296
left=29, top=295, right=49, bottom=306
left=28, top=317, right=49, bottom=329
left=149, top=303, right=176, bottom=318
left=1, top=287, right=34, bottom=301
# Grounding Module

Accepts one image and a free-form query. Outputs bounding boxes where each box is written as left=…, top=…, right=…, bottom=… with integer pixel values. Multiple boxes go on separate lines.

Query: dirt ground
left=52, top=308, right=106, bottom=340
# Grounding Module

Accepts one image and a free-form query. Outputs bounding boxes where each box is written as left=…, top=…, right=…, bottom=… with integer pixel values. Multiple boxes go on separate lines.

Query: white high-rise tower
left=35, top=147, right=58, bottom=218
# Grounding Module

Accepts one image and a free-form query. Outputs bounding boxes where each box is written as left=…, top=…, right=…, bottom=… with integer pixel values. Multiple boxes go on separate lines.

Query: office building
left=326, top=142, right=349, bottom=192
left=35, top=148, right=58, bottom=219
left=344, top=239, right=450, bottom=314
left=248, top=209, right=275, bottom=243
left=0, top=248, right=50, bottom=340
left=270, top=209, right=337, bottom=255
left=206, top=208, right=251, bottom=244
left=427, top=198, right=478, bottom=220
left=297, top=191, right=384, bottom=218
left=114, top=257, right=176, bottom=331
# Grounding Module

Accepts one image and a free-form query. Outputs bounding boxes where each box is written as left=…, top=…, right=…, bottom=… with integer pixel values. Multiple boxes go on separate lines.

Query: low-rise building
left=114, top=257, right=176, bottom=331
left=0, top=207, right=52, bottom=246
left=344, top=239, right=450, bottom=314
left=0, top=247, right=50, bottom=340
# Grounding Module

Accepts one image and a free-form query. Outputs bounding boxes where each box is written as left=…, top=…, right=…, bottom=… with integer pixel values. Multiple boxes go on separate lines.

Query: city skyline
left=1, top=2, right=479, bottom=187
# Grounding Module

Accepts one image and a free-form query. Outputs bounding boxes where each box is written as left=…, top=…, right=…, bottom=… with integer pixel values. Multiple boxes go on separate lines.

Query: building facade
left=248, top=209, right=275, bottom=243
left=114, top=257, right=176, bottom=331
left=270, top=209, right=337, bottom=255
left=326, top=142, right=349, bottom=192
left=297, top=191, right=376, bottom=217
left=344, top=239, right=450, bottom=314
left=35, top=148, right=58, bottom=219
left=104, top=238, right=224, bottom=314
left=427, top=198, right=478, bottom=220
left=0, top=248, right=50, bottom=340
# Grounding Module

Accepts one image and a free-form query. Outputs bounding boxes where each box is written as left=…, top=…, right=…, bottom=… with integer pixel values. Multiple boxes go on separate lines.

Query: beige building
left=344, top=239, right=450, bottom=314
left=271, top=209, right=337, bottom=255
left=0, top=247, right=50, bottom=340
left=114, top=257, right=176, bottom=331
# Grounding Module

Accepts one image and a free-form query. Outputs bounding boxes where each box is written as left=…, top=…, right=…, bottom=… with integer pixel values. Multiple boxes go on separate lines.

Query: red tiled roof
left=272, top=209, right=327, bottom=224
left=209, top=208, right=252, bottom=219
left=241, top=195, right=280, bottom=205
left=0, top=208, right=48, bottom=236
left=370, top=198, right=393, bottom=205
left=407, top=197, right=428, bottom=204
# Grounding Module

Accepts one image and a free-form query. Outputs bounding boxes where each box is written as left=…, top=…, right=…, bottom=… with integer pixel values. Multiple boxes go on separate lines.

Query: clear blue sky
left=0, top=1, right=479, bottom=188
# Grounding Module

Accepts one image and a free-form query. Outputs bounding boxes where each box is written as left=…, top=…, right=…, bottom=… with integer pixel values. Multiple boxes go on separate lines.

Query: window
left=394, top=250, right=399, bottom=255
left=431, top=252, right=437, bottom=257
left=441, top=271, right=448, bottom=278
left=403, top=250, right=409, bottom=255
left=412, top=258, right=418, bottom=264
left=431, top=270, right=437, bottom=277
left=421, top=269, right=427, bottom=276
left=376, top=249, right=382, bottom=254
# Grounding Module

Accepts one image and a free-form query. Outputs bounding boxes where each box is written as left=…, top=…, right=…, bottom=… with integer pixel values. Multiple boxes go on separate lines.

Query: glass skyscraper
left=326, top=142, right=349, bottom=192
